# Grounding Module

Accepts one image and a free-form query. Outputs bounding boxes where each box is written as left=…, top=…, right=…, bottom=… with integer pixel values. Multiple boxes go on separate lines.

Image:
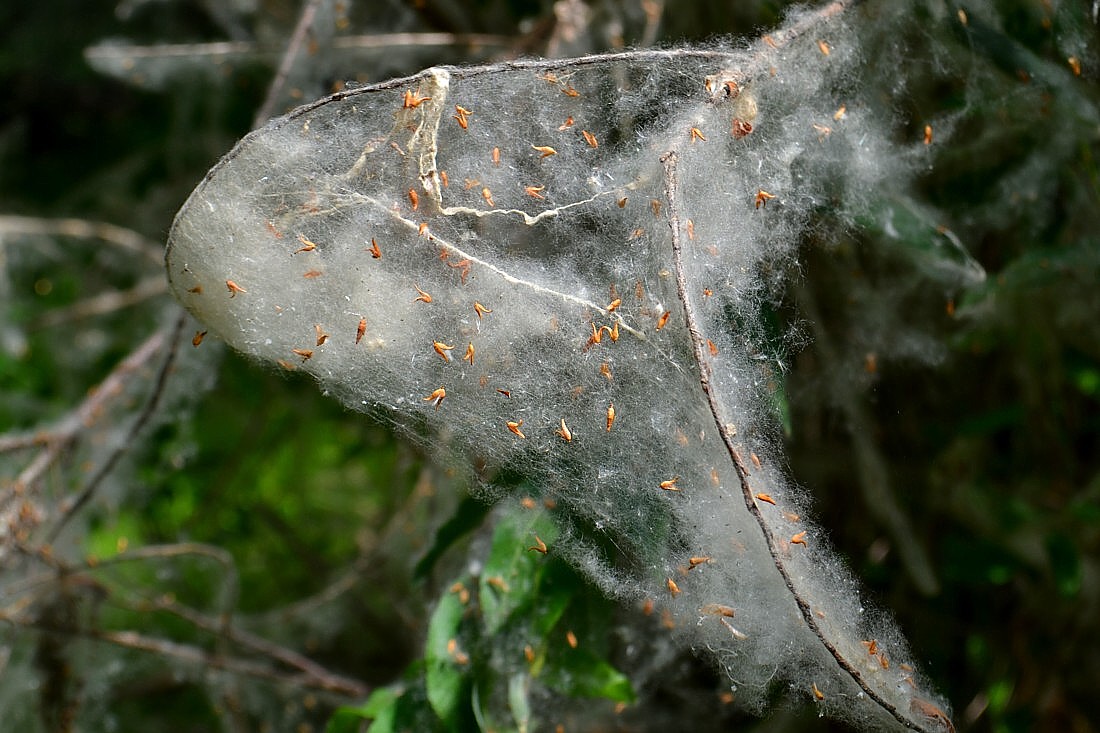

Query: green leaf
left=469, top=673, right=532, bottom=733
left=326, top=686, right=402, bottom=733
left=542, top=648, right=635, bottom=703
left=528, top=580, right=572, bottom=640
left=508, top=673, right=532, bottom=733
left=414, top=495, right=492, bottom=580
left=479, top=507, right=559, bottom=635
left=425, top=577, right=470, bottom=722
left=469, top=681, right=494, bottom=733
left=860, top=196, right=986, bottom=285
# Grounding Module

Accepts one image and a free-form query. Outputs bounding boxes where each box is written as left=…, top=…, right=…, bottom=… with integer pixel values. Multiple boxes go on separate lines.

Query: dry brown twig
left=253, top=0, right=329, bottom=126
left=1, top=328, right=168, bottom=510
left=0, top=215, right=164, bottom=266
left=45, top=313, right=188, bottom=544
left=0, top=612, right=368, bottom=697
left=84, top=32, right=515, bottom=71
left=1, top=537, right=369, bottom=698
left=30, top=276, right=167, bottom=330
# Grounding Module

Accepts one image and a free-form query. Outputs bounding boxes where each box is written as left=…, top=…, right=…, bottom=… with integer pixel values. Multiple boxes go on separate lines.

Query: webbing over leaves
left=167, top=4, right=953, bottom=729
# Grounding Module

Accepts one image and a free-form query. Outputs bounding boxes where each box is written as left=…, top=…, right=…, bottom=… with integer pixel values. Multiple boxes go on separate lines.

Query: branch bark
left=661, top=150, right=946, bottom=733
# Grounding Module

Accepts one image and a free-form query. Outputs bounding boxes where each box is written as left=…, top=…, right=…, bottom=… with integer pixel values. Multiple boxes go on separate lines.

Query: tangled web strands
left=166, top=6, right=954, bottom=731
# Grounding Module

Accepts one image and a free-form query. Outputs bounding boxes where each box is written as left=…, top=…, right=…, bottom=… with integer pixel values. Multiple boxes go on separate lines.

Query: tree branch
left=0, top=215, right=164, bottom=266
left=253, top=0, right=328, bottom=127
left=2, top=614, right=368, bottom=697
left=30, top=276, right=167, bottom=330
left=45, top=312, right=188, bottom=543
left=1, top=326, right=168, bottom=513
left=661, top=149, right=941, bottom=733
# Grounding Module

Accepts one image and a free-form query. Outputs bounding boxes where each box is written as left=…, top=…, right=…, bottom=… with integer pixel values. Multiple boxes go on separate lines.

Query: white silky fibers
left=166, top=3, right=955, bottom=730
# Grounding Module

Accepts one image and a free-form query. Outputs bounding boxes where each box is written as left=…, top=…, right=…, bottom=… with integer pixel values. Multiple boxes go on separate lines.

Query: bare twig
left=1, top=540, right=365, bottom=697
left=102, top=621, right=367, bottom=696
left=661, top=149, right=941, bottom=733
left=253, top=0, right=328, bottom=127
left=45, top=312, right=188, bottom=543
left=142, top=596, right=358, bottom=693
left=30, top=276, right=167, bottom=330
left=85, top=33, right=513, bottom=65
left=2, top=542, right=237, bottom=608
left=2, top=327, right=168, bottom=512
left=639, top=0, right=665, bottom=49
left=85, top=38, right=255, bottom=60
left=331, top=32, right=512, bottom=51
left=0, top=215, right=164, bottom=266
left=0, top=613, right=368, bottom=697
left=0, top=431, right=48, bottom=454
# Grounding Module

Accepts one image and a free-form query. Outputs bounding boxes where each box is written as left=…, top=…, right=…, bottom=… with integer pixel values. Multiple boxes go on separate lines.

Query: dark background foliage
left=1, top=1, right=1097, bottom=731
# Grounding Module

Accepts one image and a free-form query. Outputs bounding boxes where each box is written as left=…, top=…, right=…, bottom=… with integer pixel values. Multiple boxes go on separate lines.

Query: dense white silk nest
left=167, top=4, right=960, bottom=730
